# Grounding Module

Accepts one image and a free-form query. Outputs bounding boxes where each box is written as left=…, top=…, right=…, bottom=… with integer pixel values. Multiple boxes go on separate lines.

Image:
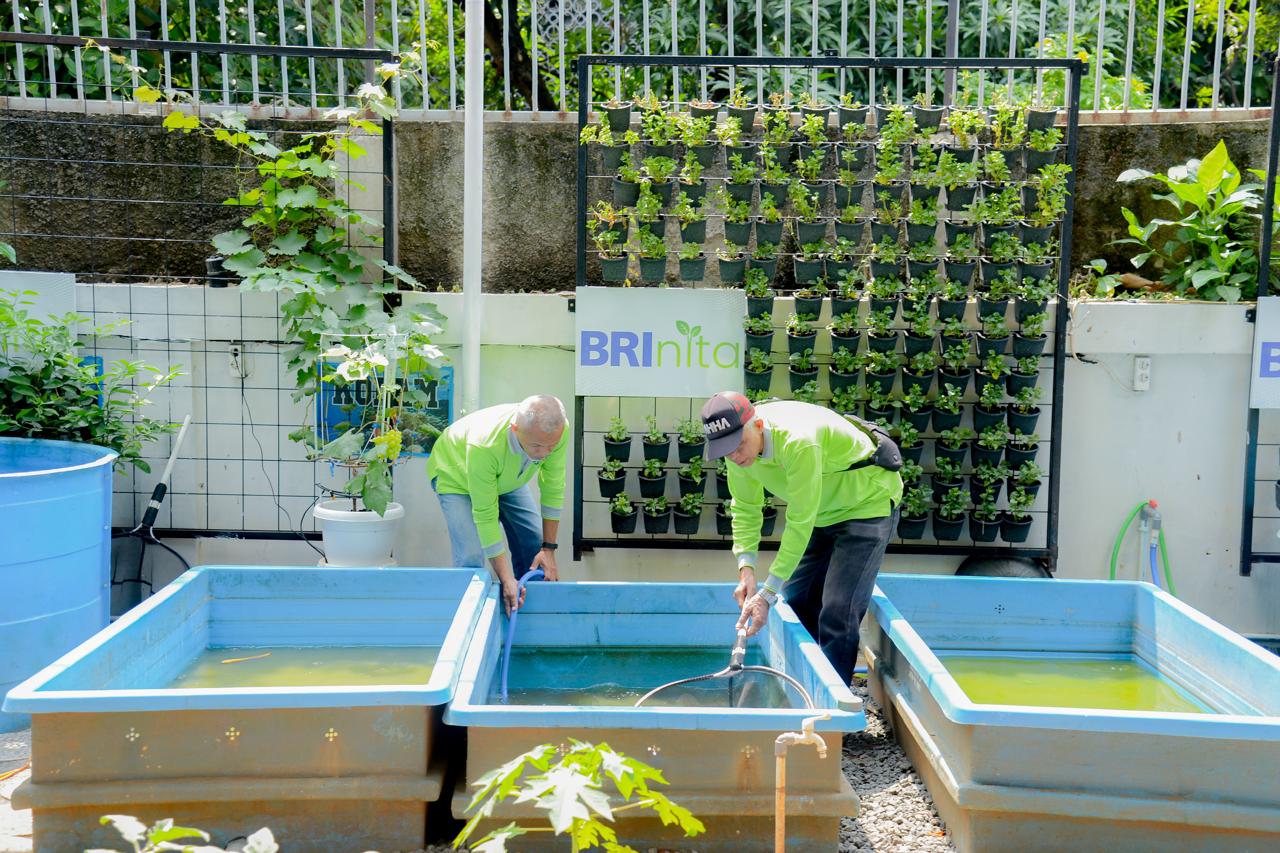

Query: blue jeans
left=433, top=481, right=543, bottom=579
left=781, top=510, right=898, bottom=685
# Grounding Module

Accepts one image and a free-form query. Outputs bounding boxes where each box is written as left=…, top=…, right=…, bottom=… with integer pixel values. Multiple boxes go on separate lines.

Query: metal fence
left=1, top=1, right=1276, bottom=117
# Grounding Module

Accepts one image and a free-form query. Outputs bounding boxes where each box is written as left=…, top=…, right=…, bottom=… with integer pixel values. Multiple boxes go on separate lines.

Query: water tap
left=775, top=712, right=831, bottom=758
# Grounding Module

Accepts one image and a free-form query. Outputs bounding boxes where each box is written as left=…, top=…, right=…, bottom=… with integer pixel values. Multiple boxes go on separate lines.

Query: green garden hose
left=1109, top=500, right=1176, bottom=596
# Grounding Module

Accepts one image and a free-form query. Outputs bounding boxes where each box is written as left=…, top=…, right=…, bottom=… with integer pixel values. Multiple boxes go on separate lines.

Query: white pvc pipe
left=461, top=0, right=484, bottom=416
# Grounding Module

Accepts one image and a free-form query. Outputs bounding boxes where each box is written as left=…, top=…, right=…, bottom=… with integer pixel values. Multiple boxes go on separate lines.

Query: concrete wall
left=3, top=111, right=1270, bottom=290
left=101, top=289, right=1280, bottom=638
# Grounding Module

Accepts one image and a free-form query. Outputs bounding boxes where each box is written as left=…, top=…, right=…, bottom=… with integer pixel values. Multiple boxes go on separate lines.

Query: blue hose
left=1148, top=542, right=1162, bottom=590
left=499, top=568, right=544, bottom=703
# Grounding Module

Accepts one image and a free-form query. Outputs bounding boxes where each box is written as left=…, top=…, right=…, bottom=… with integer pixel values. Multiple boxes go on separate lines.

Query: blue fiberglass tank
left=0, top=437, right=116, bottom=732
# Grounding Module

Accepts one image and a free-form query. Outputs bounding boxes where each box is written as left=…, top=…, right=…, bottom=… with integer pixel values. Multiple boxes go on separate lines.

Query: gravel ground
left=0, top=681, right=953, bottom=853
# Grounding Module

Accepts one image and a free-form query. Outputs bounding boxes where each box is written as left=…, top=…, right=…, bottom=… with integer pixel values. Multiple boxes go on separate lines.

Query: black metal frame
left=571, top=53, right=1083, bottom=563
left=1238, top=56, right=1280, bottom=575
left=1, top=31, right=399, bottom=544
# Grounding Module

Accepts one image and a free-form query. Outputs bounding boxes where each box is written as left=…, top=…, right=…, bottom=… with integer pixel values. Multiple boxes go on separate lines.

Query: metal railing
left=1, top=1, right=1275, bottom=118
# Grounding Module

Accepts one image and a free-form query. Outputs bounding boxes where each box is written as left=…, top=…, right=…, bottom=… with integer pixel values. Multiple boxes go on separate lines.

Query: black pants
left=781, top=511, right=897, bottom=684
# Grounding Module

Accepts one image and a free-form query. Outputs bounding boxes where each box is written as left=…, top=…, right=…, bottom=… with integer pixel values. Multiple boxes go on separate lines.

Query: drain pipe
left=774, top=712, right=830, bottom=853
left=460, top=0, right=484, bottom=415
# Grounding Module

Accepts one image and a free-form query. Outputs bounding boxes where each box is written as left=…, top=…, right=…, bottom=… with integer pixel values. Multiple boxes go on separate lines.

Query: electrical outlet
left=1133, top=355, right=1151, bottom=392
left=229, top=344, right=247, bottom=380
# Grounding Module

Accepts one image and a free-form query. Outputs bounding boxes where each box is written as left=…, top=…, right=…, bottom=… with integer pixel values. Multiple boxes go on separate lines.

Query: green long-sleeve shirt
left=426, top=403, right=567, bottom=559
left=727, top=401, right=902, bottom=593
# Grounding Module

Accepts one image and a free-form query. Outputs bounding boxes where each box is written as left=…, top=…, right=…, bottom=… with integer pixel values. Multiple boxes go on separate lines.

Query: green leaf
left=99, top=815, right=147, bottom=844
left=212, top=229, right=253, bottom=256
left=1190, top=268, right=1226, bottom=289
left=0, top=242, right=14, bottom=264
left=690, top=325, right=702, bottom=337
left=360, top=459, right=392, bottom=515
left=1116, top=168, right=1154, bottom=183
left=221, top=248, right=266, bottom=275
left=1198, top=140, right=1229, bottom=194
left=319, top=428, right=364, bottom=461
left=269, top=230, right=307, bottom=256
left=276, top=185, right=320, bottom=208
left=133, top=85, right=162, bottom=103
left=675, top=320, right=690, bottom=336
left=146, top=819, right=210, bottom=844
left=162, top=111, right=201, bottom=133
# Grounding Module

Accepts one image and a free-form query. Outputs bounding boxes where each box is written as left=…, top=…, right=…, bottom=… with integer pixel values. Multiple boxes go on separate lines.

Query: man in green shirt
left=427, top=395, right=568, bottom=614
left=701, top=392, right=902, bottom=683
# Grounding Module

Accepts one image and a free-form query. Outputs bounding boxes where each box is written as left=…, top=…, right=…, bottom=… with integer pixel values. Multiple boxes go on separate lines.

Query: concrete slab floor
left=0, top=728, right=32, bottom=853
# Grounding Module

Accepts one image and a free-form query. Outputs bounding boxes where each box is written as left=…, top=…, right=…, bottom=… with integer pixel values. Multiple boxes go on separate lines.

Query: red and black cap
left=701, top=391, right=756, bottom=460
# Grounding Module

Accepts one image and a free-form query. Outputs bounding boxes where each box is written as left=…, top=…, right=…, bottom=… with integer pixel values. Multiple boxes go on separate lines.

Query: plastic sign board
left=1251, top=296, right=1280, bottom=409
left=574, top=287, right=746, bottom=398
left=317, top=364, right=453, bottom=457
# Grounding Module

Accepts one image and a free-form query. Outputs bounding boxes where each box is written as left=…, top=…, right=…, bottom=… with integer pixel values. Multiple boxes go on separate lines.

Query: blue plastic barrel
left=0, top=438, right=116, bottom=731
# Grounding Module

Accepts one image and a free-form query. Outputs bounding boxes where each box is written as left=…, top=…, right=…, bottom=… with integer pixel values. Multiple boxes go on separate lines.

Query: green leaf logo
left=675, top=320, right=690, bottom=336
left=690, top=325, right=702, bottom=337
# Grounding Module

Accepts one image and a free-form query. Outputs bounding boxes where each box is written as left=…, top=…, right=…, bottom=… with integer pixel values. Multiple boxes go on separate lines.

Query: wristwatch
left=540, top=542, right=558, bottom=551
left=757, top=587, right=779, bottom=606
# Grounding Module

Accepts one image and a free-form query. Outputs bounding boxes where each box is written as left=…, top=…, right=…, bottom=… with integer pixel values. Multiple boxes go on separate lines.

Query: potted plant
left=1007, top=430, right=1039, bottom=467
left=1025, top=164, right=1070, bottom=241
left=714, top=457, right=731, bottom=500
left=761, top=497, right=780, bottom=537
left=932, top=384, right=963, bottom=431
left=673, top=491, right=704, bottom=535
left=898, top=384, right=933, bottom=430
left=936, top=426, right=973, bottom=466
left=893, top=421, right=922, bottom=463
left=752, top=245, right=779, bottom=283
left=972, top=423, right=1008, bottom=467
left=601, top=97, right=632, bottom=132
left=638, top=457, right=667, bottom=499
left=911, top=90, right=945, bottom=130
left=788, top=349, right=819, bottom=392
left=1025, top=126, right=1063, bottom=173
left=743, top=312, right=776, bottom=353
left=933, top=486, right=968, bottom=541
left=677, top=242, right=705, bottom=283
left=892, top=483, right=927, bottom=540
left=785, top=313, right=818, bottom=356
left=969, top=488, right=1002, bottom=543
left=631, top=228, right=668, bottom=284
left=868, top=234, right=902, bottom=280
left=717, top=241, right=747, bottom=284
left=603, top=416, right=632, bottom=462
left=744, top=347, right=774, bottom=393
left=1009, top=461, right=1043, bottom=501
left=717, top=114, right=754, bottom=163
left=613, top=151, right=643, bottom=206
left=1008, top=385, right=1043, bottom=434
left=832, top=271, right=862, bottom=315
left=1013, top=310, right=1047, bottom=358
left=726, top=82, right=757, bottom=128
left=661, top=418, right=701, bottom=466
left=988, top=100, right=1026, bottom=151
left=974, top=370, right=1007, bottom=430
left=866, top=272, right=902, bottom=316
left=580, top=121, right=627, bottom=171
left=598, top=458, right=627, bottom=499
left=865, top=386, right=896, bottom=423
left=976, top=312, right=1010, bottom=358
left=715, top=500, right=734, bottom=535
left=681, top=114, right=718, bottom=167
left=677, top=454, right=706, bottom=497
left=826, top=239, right=857, bottom=282
left=828, top=345, right=860, bottom=393
left=946, top=107, right=985, bottom=154
left=835, top=145, right=867, bottom=207
left=982, top=231, right=1022, bottom=285
left=1002, top=487, right=1034, bottom=542
left=592, top=226, right=628, bottom=283
left=794, top=276, right=828, bottom=315
left=831, top=387, right=860, bottom=415
left=1007, top=355, right=1040, bottom=396
left=903, top=350, right=938, bottom=394
left=790, top=183, right=828, bottom=245
left=792, top=379, right=820, bottom=404
left=1016, top=276, right=1054, bottom=323
left=826, top=310, right=858, bottom=352
left=610, top=493, right=638, bottom=534
left=835, top=203, right=864, bottom=243
left=642, top=496, right=672, bottom=534
left=672, top=192, right=707, bottom=244
left=863, top=350, right=901, bottom=396
left=641, top=414, right=670, bottom=462
left=864, top=305, right=899, bottom=354
left=941, top=157, right=982, bottom=213
left=744, top=267, right=775, bottom=315
left=723, top=195, right=754, bottom=247
left=759, top=146, right=790, bottom=204
left=641, top=155, right=679, bottom=204
left=640, top=102, right=678, bottom=157
left=725, top=153, right=758, bottom=203
left=756, top=192, right=786, bottom=246
left=902, top=301, right=935, bottom=355
left=838, top=93, right=869, bottom=127
left=1026, top=96, right=1059, bottom=130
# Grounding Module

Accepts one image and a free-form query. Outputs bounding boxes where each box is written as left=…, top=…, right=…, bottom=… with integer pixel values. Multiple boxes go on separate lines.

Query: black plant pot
left=931, top=475, right=962, bottom=503
left=677, top=439, right=706, bottom=464
left=969, top=512, right=1002, bottom=543
left=789, top=368, right=818, bottom=393
left=1001, top=512, right=1032, bottom=543
left=898, top=514, right=928, bottom=540
left=932, top=511, right=966, bottom=541
left=719, top=256, right=747, bottom=284
left=745, top=329, right=775, bottom=351
left=680, top=180, right=708, bottom=205
left=932, top=407, right=963, bottom=432
left=905, top=222, right=937, bottom=245
left=761, top=507, right=779, bottom=537
left=599, top=144, right=626, bottom=173
left=944, top=222, right=977, bottom=244
left=1021, top=261, right=1055, bottom=282
left=934, top=443, right=967, bottom=466
left=760, top=181, right=790, bottom=205
left=724, top=141, right=757, bottom=163
left=610, top=507, right=639, bottom=534
left=638, top=257, right=668, bottom=283
left=643, top=508, right=672, bottom=534
left=787, top=332, right=819, bottom=356
left=689, top=101, right=720, bottom=120
left=913, top=105, right=946, bottom=130
left=650, top=181, right=675, bottom=205
left=689, top=143, right=718, bottom=168
left=869, top=261, right=902, bottom=281
left=1016, top=298, right=1048, bottom=324
left=611, top=180, right=640, bottom=210
left=642, top=438, right=671, bottom=463
left=909, top=185, right=941, bottom=206
left=715, top=506, right=734, bottom=536
left=747, top=293, right=776, bottom=317
left=603, top=436, right=632, bottom=463
left=744, top=367, right=773, bottom=392
left=716, top=473, right=731, bottom=501
left=638, top=215, right=667, bottom=239
left=756, top=219, right=785, bottom=246
left=794, top=258, right=826, bottom=287
left=603, top=103, right=632, bottom=131
left=866, top=403, right=896, bottom=424
left=942, top=261, right=976, bottom=288
left=901, top=444, right=925, bottom=464
left=802, top=181, right=830, bottom=207
left=874, top=181, right=906, bottom=204
left=600, top=256, right=629, bottom=282
left=1020, top=222, right=1057, bottom=245
left=866, top=331, right=899, bottom=354
left=834, top=218, right=864, bottom=242
left=828, top=369, right=859, bottom=393
left=680, top=219, right=707, bottom=244
left=937, top=298, right=969, bottom=323
left=901, top=406, right=932, bottom=431
left=827, top=259, right=855, bottom=281
left=678, top=474, right=706, bottom=498
left=679, top=256, right=707, bottom=282
left=907, top=259, right=939, bottom=280
left=869, top=222, right=900, bottom=244
left=969, top=476, right=1004, bottom=504
left=833, top=182, right=861, bottom=209
left=1006, top=443, right=1039, bottom=468
left=831, top=297, right=858, bottom=317
left=1008, top=479, right=1042, bottom=501
left=645, top=142, right=676, bottom=159
left=1027, top=108, right=1058, bottom=131
left=980, top=260, right=1016, bottom=285
left=598, top=473, right=626, bottom=499
left=839, top=105, right=870, bottom=126
left=939, top=367, right=971, bottom=395
left=673, top=509, right=702, bottom=535
left=728, top=104, right=758, bottom=128
left=975, top=333, right=1009, bottom=358
left=724, top=220, right=753, bottom=246
left=982, top=223, right=1017, bottom=244
left=977, top=294, right=1010, bottom=318
left=830, top=331, right=860, bottom=353
left=971, top=443, right=1004, bottom=468
left=972, top=404, right=1004, bottom=432
left=944, top=184, right=978, bottom=212
left=794, top=294, right=825, bottom=316
left=865, top=369, right=897, bottom=396
left=639, top=473, right=667, bottom=499
left=1006, top=370, right=1039, bottom=396
left=903, top=334, right=934, bottom=359
left=1024, top=147, right=1060, bottom=173
left=747, top=252, right=778, bottom=279
left=1012, top=333, right=1047, bottom=359
left=725, top=181, right=755, bottom=203
left=795, top=219, right=829, bottom=245
left=1007, top=406, right=1040, bottom=435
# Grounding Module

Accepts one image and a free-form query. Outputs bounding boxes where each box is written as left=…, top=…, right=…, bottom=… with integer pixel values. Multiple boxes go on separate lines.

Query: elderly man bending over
left=427, top=395, right=568, bottom=614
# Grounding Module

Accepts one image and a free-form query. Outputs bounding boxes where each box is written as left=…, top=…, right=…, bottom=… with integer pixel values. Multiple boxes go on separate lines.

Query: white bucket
left=313, top=500, right=406, bottom=567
